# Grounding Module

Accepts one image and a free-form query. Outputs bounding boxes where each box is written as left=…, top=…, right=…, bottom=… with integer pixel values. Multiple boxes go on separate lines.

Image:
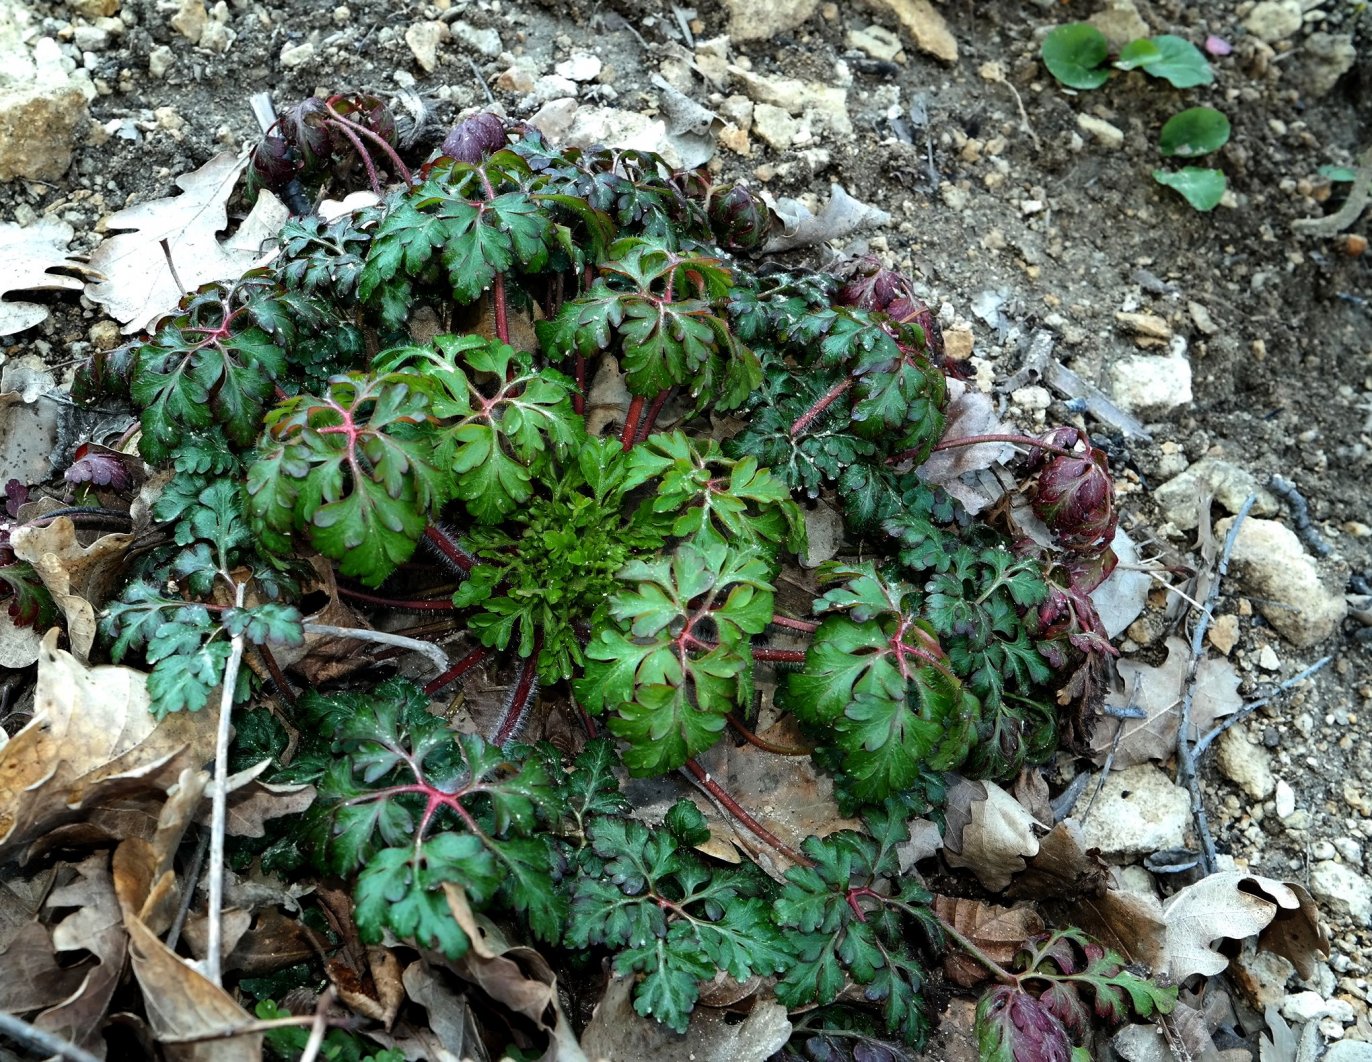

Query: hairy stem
left=680, top=759, right=813, bottom=866
left=573, top=354, right=587, bottom=415
left=492, top=633, right=542, bottom=745
left=621, top=394, right=646, bottom=451
left=257, top=642, right=297, bottom=705
left=423, top=645, right=488, bottom=696
left=423, top=524, right=475, bottom=574
left=492, top=272, right=511, bottom=348
left=888, top=432, right=1082, bottom=467
left=336, top=585, right=456, bottom=611
left=770, top=614, right=818, bottom=635
left=789, top=376, right=854, bottom=437
left=726, top=713, right=812, bottom=756
left=637, top=387, right=673, bottom=441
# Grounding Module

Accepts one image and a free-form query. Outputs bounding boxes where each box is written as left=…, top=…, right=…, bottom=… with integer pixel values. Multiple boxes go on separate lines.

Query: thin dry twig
left=0, top=1007, right=105, bottom=1062
left=1194, top=655, right=1333, bottom=756
left=301, top=622, right=449, bottom=674
left=298, top=989, right=337, bottom=1062
left=207, top=581, right=248, bottom=986
left=1176, top=494, right=1256, bottom=874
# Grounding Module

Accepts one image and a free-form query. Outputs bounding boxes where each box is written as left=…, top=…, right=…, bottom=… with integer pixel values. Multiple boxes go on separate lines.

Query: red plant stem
left=573, top=355, right=587, bottom=415
left=327, top=108, right=414, bottom=187
left=689, top=639, right=807, bottom=665
left=621, top=394, right=646, bottom=451
left=751, top=646, right=807, bottom=664
left=327, top=119, right=383, bottom=195
left=422, top=524, right=474, bottom=574
left=492, top=272, right=510, bottom=347
left=726, top=713, right=811, bottom=756
left=789, top=375, right=854, bottom=437
left=682, top=759, right=813, bottom=867
left=572, top=697, right=599, bottom=739
left=637, top=388, right=672, bottom=442
left=336, top=585, right=455, bottom=610
left=770, top=615, right=818, bottom=635
left=492, top=633, right=542, bottom=746
left=423, top=645, right=489, bottom=696
left=257, top=643, right=297, bottom=706
left=887, top=433, right=1082, bottom=466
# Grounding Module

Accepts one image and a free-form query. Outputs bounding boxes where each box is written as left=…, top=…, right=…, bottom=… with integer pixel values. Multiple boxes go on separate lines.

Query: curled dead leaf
left=944, top=778, right=1041, bottom=892
left=10, top=516, right=133, bottom=660
left=1160, top=871, right=1329, bottom=982
left=0, top=631, right=216, bottom=860
left=932, top=895, right=1043, bottom=987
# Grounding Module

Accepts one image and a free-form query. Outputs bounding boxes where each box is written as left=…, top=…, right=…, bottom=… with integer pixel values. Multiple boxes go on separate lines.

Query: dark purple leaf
left=283, top=97, right=333, bottom=166
left=4, top=479, right=28, bottom=519
left=64, top=445, right=139, bottom=491
left=976, top=984, right=1073, bottom=1062
left=1039, top=982, right=1090, bottom=1038
left=1030, top=431, right=1117, bottom=553
left=441, top=112, right=507, bottom=164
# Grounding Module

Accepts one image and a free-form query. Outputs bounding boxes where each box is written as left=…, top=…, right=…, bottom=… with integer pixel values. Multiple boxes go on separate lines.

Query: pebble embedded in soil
left=1245, top=0, right=1304, bottom=44
left=1217, top=726, right=1276, bottom=800
left=1215, top=516, right=1349, bottom=648
left=1310, top=861, right=1372, bottom=925
left=1108, top=352, right=1193, bottom=416
left=1077, top=764, right=1191, bottom=860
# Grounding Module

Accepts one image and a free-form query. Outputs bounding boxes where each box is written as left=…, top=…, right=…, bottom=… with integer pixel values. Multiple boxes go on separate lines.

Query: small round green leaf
left=1114, top=38, right=1161, bottom=70
left=1152, top=168, right=1227, bottom=212
left=1159, top=107, right=1231, bottom=158
left=1041, top=23, right=1111, bottom=89
left=1135, top=35, right=1214, bottom=87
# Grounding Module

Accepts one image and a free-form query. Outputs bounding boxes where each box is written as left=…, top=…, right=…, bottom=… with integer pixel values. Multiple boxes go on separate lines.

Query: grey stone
left=1154, top=457, right=1279, bottom=531
left=721, top=0, right=819, bottom=42
left=1275, top=779, right=1297, bottom=819
left=450, top=21, right=501, bottom=57
left=0, top=34, right=91, bottom=182
left=1299, top=33, right=1356, bottom=98
left=148, top=44, right=173, bottom=77
left=1109, top=353, right=1192, bottom=416
left=1244, top=0, right=1302, bottom=43
left=847, top=25, right=902, bottom=62
left=1077, top=113, right=1124, bottom=149
left=1326, top=1041, right=1372, bottom=1062
left=868, top=0, right=957, bottom=62
left=1076, top=765, right=1190, bottom=860
left=1215, top=517, right=1348, bottom=647
left=404, top=21, right=445, bottom=73
left=279, top=41, right=314, bottom=68
left=1310, top=861, right=1372, bottom=924
left=1216, top=728, right=1275, bottom=800
left=751, top=103, right=797, bottom=150
left=1089, top=0, right=1149, bottom=48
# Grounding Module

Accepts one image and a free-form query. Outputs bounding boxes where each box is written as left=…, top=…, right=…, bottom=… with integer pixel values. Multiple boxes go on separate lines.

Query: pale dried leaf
left=11, top=517, right=134, bottom=660
left=0, top=218, right=90, bottom=336
left=444, top=884, right=586, bottom=1062
left=914, top=380, right=1013, bottom=513
left=1091, top=637, right=1242, bottom=768
left=85, top=151, right=287, bottom=333
left=37, top=851, right=127, bottom=1055
left=1008, top=821, right=1167, bottom=972
left=193, top=758, right=316, bottom=838
left=1091, top=529, right=1153, bottom=639
left=1160, top=871, right=1325, bottom=982
left=113, top=837, right=260, bottom=1061
left=944, top=779, right=1040, bottom=891
left=932, top=895, right=1043, bottom=987
left=581, top=973, right=791, bottom=1062
left=762, top=184, right=890, bottom=253
left=402, top=961, right=478, bottom=1060
left=0, top=631, right=216, bottom=858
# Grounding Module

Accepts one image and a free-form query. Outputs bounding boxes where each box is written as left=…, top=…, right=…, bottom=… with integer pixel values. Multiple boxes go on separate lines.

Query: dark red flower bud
left=707, top=182, right=769, bottom=251
left=1032, top=436, right=1117, bottom=553
left=283, top=97, right=333, bottom=166
left=441, top=112, right=507, bottom=164
left=836, top=256, right=944, bottom=358
left=249, top=135, right=296, bottom=192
